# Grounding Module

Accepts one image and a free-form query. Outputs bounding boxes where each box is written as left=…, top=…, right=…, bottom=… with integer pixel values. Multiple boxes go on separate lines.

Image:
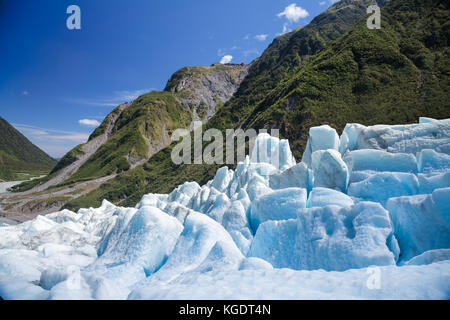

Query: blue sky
left=0, top=0, right=337, bottom=158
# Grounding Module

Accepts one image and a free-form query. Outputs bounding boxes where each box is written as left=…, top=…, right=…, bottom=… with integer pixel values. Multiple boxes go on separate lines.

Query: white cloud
left=255, top=34, right=268, bottom=42
left=78, top=119, right=101, bottom=127
left=22, top=90, right=29, bottom=96
left=277, top=3, right=309, bottom=23
left=220, top=55, right=233, bottom=64
left=243, top=34, right=250, bottom=40
left=319, top=1, right=327, bottom=5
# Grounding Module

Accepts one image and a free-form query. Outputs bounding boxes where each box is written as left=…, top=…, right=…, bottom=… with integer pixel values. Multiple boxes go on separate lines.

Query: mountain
left=1, top=0, right=449, bottom=302
left=54, top=63, right=248, bottom=185
left=209, top=0, right=392, bottom=128
left=0, top=117, right=56, bottom=181
left=3, top=63, right=247, bottom=214
left=242, top=0, right=450, bottom=157
left=164, top=63, right=249, bottom=123
left=7, top=0, right=450, bottom=214
left=63, top=0, right=398, bottom=210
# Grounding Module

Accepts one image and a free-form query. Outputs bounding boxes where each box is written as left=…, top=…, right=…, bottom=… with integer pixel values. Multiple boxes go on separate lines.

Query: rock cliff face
left=164, top=63, right=249, bottom=125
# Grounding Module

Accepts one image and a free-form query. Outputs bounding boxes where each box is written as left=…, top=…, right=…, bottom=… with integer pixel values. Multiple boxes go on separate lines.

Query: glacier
left=0, top=118, right=449, bottom=300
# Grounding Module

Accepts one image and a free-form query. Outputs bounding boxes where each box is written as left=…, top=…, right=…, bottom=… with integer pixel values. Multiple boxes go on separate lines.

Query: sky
left=0, top=0, right=338, bottom=158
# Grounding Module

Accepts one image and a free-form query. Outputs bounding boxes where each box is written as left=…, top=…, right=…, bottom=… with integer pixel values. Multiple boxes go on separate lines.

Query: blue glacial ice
left=386, top=187, right=450, bottom=263
left=311, top=149, right=349, bottom=192
left=404, top=249, right=450, bottom=266
left=249, top=187, right=307, bottom=232
left=249, top=202, right=398, bottom=271
left=339, top=118, right=450, bottom=154
left=302, top=125, right=340, bottom=166
left=348, top=172, right=419, bottom=205
left=306, top=187, right=354, bottom=208
left=417, top=149, right=450, bottom=173
left=269, top=162, right=309, bottom=190
left=418, top=172, right=450, bottom=194
left=0, top=118, right=449, bottom=299
left=343, top=149, right=418, bottom=173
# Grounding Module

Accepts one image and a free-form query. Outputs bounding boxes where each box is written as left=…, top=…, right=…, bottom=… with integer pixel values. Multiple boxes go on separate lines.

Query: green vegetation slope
left=0, top=117, right=56, bottom=181
left=243, top=0, right=450, bottom=157
left=66, top=0, right=449, bottom=210
left=64, top=0, right=397, bottom=209
left=6, top=63, right=247, bottom=219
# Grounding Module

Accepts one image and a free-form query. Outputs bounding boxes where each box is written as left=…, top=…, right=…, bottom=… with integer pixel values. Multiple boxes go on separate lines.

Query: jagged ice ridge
left=0, top=117, right=449, bottom=299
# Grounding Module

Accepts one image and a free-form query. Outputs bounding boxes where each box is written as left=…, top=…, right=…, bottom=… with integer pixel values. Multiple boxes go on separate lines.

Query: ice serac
left=339, top=123, right=366, bottom=155
left=90, top=206, right=183, bottom=287
left=269, top=162, right=309, bottom=190
left=167, top=181, right=201, bottom=207
left=419, top=117, right=438, bottom=124
left=343, top=149, right=418, bottom=173
left=296, top=202, right=398, bottom=271
left=339, top=118, right=450, bottom=155
left=222, top=199, right=253, bottom=255
left=96, top=207, right=138, bottom=257
left=249, top=187, right=307, bottom=232
left=405, top=249, right=450, bottom=266
left=418, top=172, right=450, bottom=194
left=248, top=219, right=297, bottom=269
left=211, top=166, right=234, bottom=193
left=246, top=175, right=272, bottom=202
left=135, top=194, right=168, bottom=210
left=311, top=149, right=349, bottom=192
left=250, top=202, right=397, bottom=271
left=150, top=211, right=242, bottom=282
left=386, top=188, right=450, bottom=262
left=417, top=149, right=450, bottom=173
left=307, top=187, right=354, bottom=208
left=302, top=125, right=340, bottom=167
left=250, top=133, right=296, bottom=171
left=193, top=240, right=244, bottom=274
left=204, top=192, right=231, bottom=224
left=348, top=172, right=419, bottom=205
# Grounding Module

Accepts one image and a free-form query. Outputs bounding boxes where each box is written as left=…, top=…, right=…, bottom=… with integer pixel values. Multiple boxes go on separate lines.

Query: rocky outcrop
left=165, top=64, right=249, bottom=125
